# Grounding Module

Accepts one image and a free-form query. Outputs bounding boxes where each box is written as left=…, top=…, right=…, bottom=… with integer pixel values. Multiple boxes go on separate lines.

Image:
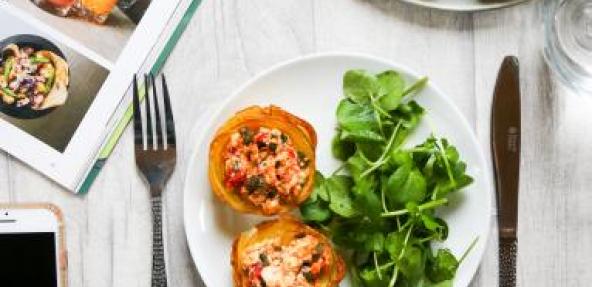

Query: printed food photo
left=0, top=11, right=108, bottom=152
left=0, top=37, right=69, bottom=117
left=8, top=0, right=152, bottom=63
left=32, top=0, right=122, bottom=24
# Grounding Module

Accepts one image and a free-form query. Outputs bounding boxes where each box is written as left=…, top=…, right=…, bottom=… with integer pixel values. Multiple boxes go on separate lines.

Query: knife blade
left=491, top=56, right=521, bottom=287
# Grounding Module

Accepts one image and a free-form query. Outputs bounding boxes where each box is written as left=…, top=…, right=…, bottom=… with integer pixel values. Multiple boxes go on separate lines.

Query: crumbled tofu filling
left=224, top=126, right=310, bottom=213
left=242, top=234, right=330, bottom=287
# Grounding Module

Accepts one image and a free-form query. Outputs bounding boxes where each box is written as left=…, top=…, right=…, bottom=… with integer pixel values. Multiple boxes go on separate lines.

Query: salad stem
left=436, top=137, right=456, bottom=187
left=388, top=266, right=398, bottom=287
left=373, top=252, right=382, bottom=280
left=459, top=236, right=480, bottom=264
left=360, top=122, right=401, bottom=178
left=401, top=77, right=428, bottom=99
left=380, top=198, right=448, bottom=217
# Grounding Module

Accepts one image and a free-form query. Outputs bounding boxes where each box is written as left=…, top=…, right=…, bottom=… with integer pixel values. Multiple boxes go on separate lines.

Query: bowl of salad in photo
left=0, top=34, right=70, bottom=119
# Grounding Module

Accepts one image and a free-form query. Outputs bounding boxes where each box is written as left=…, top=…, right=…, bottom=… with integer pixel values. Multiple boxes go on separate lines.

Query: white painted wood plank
left=474, top=1, right=592, bottom=286
left=3, top=0, right=576, bottom=286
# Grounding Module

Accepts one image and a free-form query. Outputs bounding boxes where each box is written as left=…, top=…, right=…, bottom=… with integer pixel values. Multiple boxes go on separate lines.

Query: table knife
left=491, top=56, right=521, bottom=287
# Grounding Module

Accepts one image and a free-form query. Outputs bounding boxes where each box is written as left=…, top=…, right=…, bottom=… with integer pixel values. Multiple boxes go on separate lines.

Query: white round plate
left=184, top=53, right=492, bottom=287
left=401, top=0, right=528, bottom=12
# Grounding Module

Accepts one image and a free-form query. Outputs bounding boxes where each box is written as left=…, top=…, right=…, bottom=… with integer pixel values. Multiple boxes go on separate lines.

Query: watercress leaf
left=385, top=231, right=406, bottom=260
left=420, top=214, right=449, bottom=241
left=354, top=186, right=383, bottom=220
left=389, top=149, right=413, bottom=167
left=405, top=202, right=420, bottom=217
left=343, top=70, right=378, bottom=104
left=349, top=262, right=364, bottom=287
left=431, top=180, right=456, bottom=200
left=328, top=221, right=359, bottom=248
left=313, top=171, right=330, bottom=202
left=402, top=77, right=428, bottom=99
left=386, top=165, right=427, bottom=207
left=444, top=144, right=460, bottom=164
left=421, top=214, right=439, bottom=230
left=332, top=131, right=356, bottom=161
left=352, top=174, right=377, bottom=197
left=347, top=151, right=370, bottom=180
left=356, top=143, right=384, bottom=162
left=341, top=130, right=384, bottom=144
left=347, top=151, right=380, bottom=193
left=376, top=70, right=405, bottom=111
left=392, top=100, right=425, bottom=130
left=327, top=175, right=353, bottom=192
left=399, top=245, right=426, bottom=280
left=427, top=280, right=453, bottom=287
left=330, top=221, right=382, bottom=251
left=360, top=266, right=390, bottom=287
left=337, top=100, right=384, bottom=143
left=300, top=200, right=332, bottom=222
left=364, top=232, right=385, bottom=252
left=422, top=154, right=437, bottom=180
left=426, top=249, right=459, bottom=282
left=456, top=174, right=474, bottom=190
left=327, top=176, right=358, bottom=218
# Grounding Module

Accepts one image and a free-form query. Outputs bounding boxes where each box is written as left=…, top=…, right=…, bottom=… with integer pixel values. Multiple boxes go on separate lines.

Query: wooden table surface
left=1, top=0, right=590, bottom=286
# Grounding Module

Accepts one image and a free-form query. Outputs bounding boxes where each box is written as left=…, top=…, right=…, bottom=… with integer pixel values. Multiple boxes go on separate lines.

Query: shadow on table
left=191, top=265, right=207, bottom=287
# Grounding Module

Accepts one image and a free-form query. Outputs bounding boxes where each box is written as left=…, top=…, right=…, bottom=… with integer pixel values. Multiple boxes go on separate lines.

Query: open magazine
left=0, top=0, right=200, bottom=193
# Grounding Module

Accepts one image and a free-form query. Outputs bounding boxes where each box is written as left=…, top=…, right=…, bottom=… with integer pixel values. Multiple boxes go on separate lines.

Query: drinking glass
left=544, top=0, right=592, bottom=94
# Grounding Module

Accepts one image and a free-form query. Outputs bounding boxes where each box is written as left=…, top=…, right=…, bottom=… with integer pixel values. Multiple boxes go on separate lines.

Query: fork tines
left=133, top=73, right=176, bottom=151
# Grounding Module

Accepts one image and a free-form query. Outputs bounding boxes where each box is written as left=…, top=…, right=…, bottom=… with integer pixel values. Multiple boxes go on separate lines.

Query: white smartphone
left=0, top=204, right=66, bottom=287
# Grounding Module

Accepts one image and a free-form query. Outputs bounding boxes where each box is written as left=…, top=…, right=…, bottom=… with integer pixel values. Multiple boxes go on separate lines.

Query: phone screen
left=0, top=232, right=58, bottom=287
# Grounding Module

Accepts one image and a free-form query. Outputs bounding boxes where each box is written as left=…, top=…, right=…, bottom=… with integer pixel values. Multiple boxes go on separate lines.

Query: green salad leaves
left=300, top=69, right=475, bottom=287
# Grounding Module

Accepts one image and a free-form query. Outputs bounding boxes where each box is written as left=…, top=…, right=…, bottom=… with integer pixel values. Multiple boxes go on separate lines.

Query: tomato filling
left=224, top=126, right=310, bottom=213
left=242, top=234, right=330, bottom=287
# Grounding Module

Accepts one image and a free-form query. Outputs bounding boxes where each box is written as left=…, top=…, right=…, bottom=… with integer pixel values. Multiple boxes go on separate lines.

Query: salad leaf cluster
left=300, top=70, right=475, bottom=287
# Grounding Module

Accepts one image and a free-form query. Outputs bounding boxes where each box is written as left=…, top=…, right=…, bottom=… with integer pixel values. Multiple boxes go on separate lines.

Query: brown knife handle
left=499, top=237, right=517, bottom=287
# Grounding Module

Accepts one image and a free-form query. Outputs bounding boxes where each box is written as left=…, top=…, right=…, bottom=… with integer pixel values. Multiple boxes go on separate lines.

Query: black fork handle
left=151, top=193, right=167, bottom=287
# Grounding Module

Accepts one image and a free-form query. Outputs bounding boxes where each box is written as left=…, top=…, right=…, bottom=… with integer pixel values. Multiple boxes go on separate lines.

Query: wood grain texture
left=1, top=0, right=586, bottom=286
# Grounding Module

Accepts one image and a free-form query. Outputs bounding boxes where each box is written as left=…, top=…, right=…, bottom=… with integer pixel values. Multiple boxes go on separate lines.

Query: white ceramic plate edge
left=400, top=0, right=529, bottom=12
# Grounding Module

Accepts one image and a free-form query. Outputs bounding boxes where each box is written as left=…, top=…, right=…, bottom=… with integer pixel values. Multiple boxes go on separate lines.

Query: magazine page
left=77, top=0, right=201, bottom=193
left=0, top=0, right=182, bottom=191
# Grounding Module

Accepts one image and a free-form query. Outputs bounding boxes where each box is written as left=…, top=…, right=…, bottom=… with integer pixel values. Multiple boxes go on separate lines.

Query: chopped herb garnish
left=266, top=187, right=278, bottom=198
left=280, top=133, right=288, bottom=143
left=239, top=127, right=254, bottom=145
left=303, top=271, right=314, bottom=282
left=259, top=253, right=270, bottom=266
left=245, top=175, right=265, bottom=193
left=269, top=142, right=278, bottom=152
left=297, top=151, right=310, bottom=168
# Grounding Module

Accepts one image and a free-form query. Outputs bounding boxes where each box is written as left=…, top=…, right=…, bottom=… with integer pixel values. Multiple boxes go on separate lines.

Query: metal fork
left=133, top=73, right=176, bottom=287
